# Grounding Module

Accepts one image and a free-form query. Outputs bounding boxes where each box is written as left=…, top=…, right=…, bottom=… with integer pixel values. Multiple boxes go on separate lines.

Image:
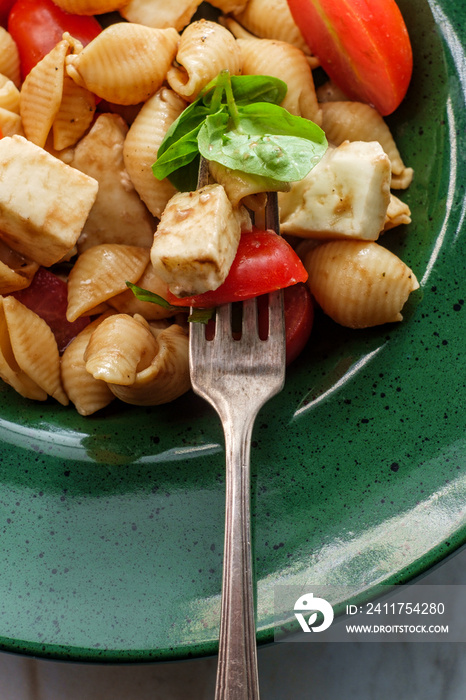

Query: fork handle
left=215, top=406, right=260, bottom=700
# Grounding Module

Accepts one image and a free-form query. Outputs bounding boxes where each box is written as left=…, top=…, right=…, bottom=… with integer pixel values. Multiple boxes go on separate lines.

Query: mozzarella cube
left=0, top=135, right=98, bottom=266
left=150, top=184, right=242, bottom=297
left=279, top=141, right=391, bottom=240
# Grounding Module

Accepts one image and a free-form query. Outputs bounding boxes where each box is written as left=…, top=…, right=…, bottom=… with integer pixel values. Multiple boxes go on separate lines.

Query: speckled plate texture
left=0, top=0, right=465, bottom=663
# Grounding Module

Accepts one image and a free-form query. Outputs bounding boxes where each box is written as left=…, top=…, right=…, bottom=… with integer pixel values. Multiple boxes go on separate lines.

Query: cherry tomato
left=8, top=0, right=102, bottom=79
left=256, top=282, right=314, bottom=364
left=284, top=282, right=314, bottom=363
left=166, top=229, right=309, bottom=309
left=11, top=267, right=90, bottom=353
left=287, top=0, right=413, bottom=115
left=0, top=0, right=15, bottom=27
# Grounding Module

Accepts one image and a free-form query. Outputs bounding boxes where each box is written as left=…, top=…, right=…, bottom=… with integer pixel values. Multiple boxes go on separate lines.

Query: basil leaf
left=236, top=102, right=327, bottom=141
left=152, top=70, right=326, bottom=190
left=153, top=73, right=287, bottom=183
left=188, top=307, right=215, bottom=324
left=156, top=103, right=212, bottom=160
left=197, top=103, right=328, bottom=182
left=165, top=155, right=201, bottom=192
left=201, top=74, right=287, bottom=108
left=126, top=282, right=214, bottom=324
left=125, top=282, right=176, bottom=308
left=152, top=124, right=202, bottom=182
left=231, top=75, right=287, bottom=105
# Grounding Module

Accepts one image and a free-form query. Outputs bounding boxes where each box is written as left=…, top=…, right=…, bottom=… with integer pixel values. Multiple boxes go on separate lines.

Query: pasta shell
left=84, top=313, right=159, bottom=385
left=316, top=80, right=349, bottom=103
left=237, top=38, right=321, bottom=124
left=123, top=87, right=187, bottom=218
left=2, top=296, right=68, bottom=404
left=52, top=75, right=96, bottom=150
left=65, top=23, right=180, bottom=105
left=304, top=240, right=419, bottom=328
left=0, top=240, right=38, bottom=294
left=0, top=296, right=47, bottom=400
left=232, top=0, right=311, bottom=57
left=0, top=260, right=34, bottom=294
left=320, top=101, right=414, bottom=188
left=209, top=160, right=290, bottom=207
left=85, top=314, right=190, bottom=405
left=61, top=313, right=115, bottom=416
left=0, top=74, right=20, bottom=113
left=52, top=0, right=127, bottom=14
left=120, top=0, right=202, bottom=31
left=20, top=38, right=70, bottom=148
left=0, top=107, right=23, bottom=137
left=167, top=20, right=242, bottom=102
left=0, top=27, right=20, bottom=88
left=66, top=244, right=150, bottom=322
left=68, top=113, right=155, bottom=252
left=210, top=0, right=248, bottom=12
left=109, top=322, right=190, bottom=405
left=384, top=194, right=412, bottom=231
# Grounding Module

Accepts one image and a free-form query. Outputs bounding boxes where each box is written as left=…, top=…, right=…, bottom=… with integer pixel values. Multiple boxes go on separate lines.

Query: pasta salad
left=0, top=0, right=418, bottom=415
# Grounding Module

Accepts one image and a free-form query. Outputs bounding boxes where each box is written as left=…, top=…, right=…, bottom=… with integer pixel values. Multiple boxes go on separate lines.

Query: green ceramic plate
left=0, top=0, right=465, bottom=662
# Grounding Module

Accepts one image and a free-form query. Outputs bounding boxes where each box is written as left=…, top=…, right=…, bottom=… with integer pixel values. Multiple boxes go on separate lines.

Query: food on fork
left=0, top=0, right=418, bottom=415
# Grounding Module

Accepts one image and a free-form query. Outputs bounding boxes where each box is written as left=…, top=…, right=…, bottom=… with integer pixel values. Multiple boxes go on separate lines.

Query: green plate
left=0, top=0, right=465, bottom=662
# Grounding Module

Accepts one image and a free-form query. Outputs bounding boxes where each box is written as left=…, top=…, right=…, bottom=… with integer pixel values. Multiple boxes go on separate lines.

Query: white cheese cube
left=150, top=184, right=242, bottom=297
left=0, top=135, right=98, bottom=266
left=278, top=141, right=391, bottom=240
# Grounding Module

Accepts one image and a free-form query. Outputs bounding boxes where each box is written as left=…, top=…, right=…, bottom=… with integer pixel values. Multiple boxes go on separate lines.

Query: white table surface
left=0, top=546, right=465, bottom=700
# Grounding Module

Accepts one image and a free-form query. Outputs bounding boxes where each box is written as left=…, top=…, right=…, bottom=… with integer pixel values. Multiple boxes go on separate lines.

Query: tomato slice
left=165, top=229, right=308, bottom=308
left=287, top=0, right=413, bottom=115
left=11, top=267, right=90, bottom=353
left=8, top=0, right=102, bottom=79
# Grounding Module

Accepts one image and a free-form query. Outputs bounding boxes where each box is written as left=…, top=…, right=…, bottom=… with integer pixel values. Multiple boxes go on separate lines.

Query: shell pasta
left=166, top=20, right=242, bottom=101
left=0, top=2, right=418, bottom=415
left=123, top=88, right=187, bottom=218
left=237, top=37, right=321, bottom=123
left=65, top=23, right=180, bottom=105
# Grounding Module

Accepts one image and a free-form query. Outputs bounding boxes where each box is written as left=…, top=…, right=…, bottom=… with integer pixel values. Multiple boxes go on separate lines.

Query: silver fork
left=189, top=192, right=286, bottom=700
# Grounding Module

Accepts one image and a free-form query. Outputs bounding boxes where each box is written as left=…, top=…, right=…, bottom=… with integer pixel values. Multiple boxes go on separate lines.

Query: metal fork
left=189, top=191, right=286, bottom=700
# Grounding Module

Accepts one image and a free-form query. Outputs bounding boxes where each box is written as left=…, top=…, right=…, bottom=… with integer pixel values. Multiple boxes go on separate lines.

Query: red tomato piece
left=165, top=229, right=309, bottom=308
left=257, top=282, right=314, bottom=364
left=0, top=0, right=15, bottom=27
left=8, top=0, right=101, bottom=79
left=284, top=282, right=314, bottom=364
left=287, top=0, right=413, bottom=115
left=11, top=267, right=90, bottom=353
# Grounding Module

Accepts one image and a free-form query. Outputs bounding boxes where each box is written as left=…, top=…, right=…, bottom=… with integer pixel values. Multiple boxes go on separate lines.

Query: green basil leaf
left=154, top=73, right=287, bottom=179
left=201, top=74, right=287, bottom=108
left=237, top=102, right=328, bottom=141
left=197, top=103, right=328, bottom=182
left=125, top=282, right=176, bottom=309
left=188, top=307, right=215, bottom=324
left=156, top=103, right=212, bottom=161
left=232, top=75, right=287, bottom=105
left=126, top=282, right=214, bottom=324
left=165, top=155, right=201, bottom=192
left=152, top=125, right=202, bottom=182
